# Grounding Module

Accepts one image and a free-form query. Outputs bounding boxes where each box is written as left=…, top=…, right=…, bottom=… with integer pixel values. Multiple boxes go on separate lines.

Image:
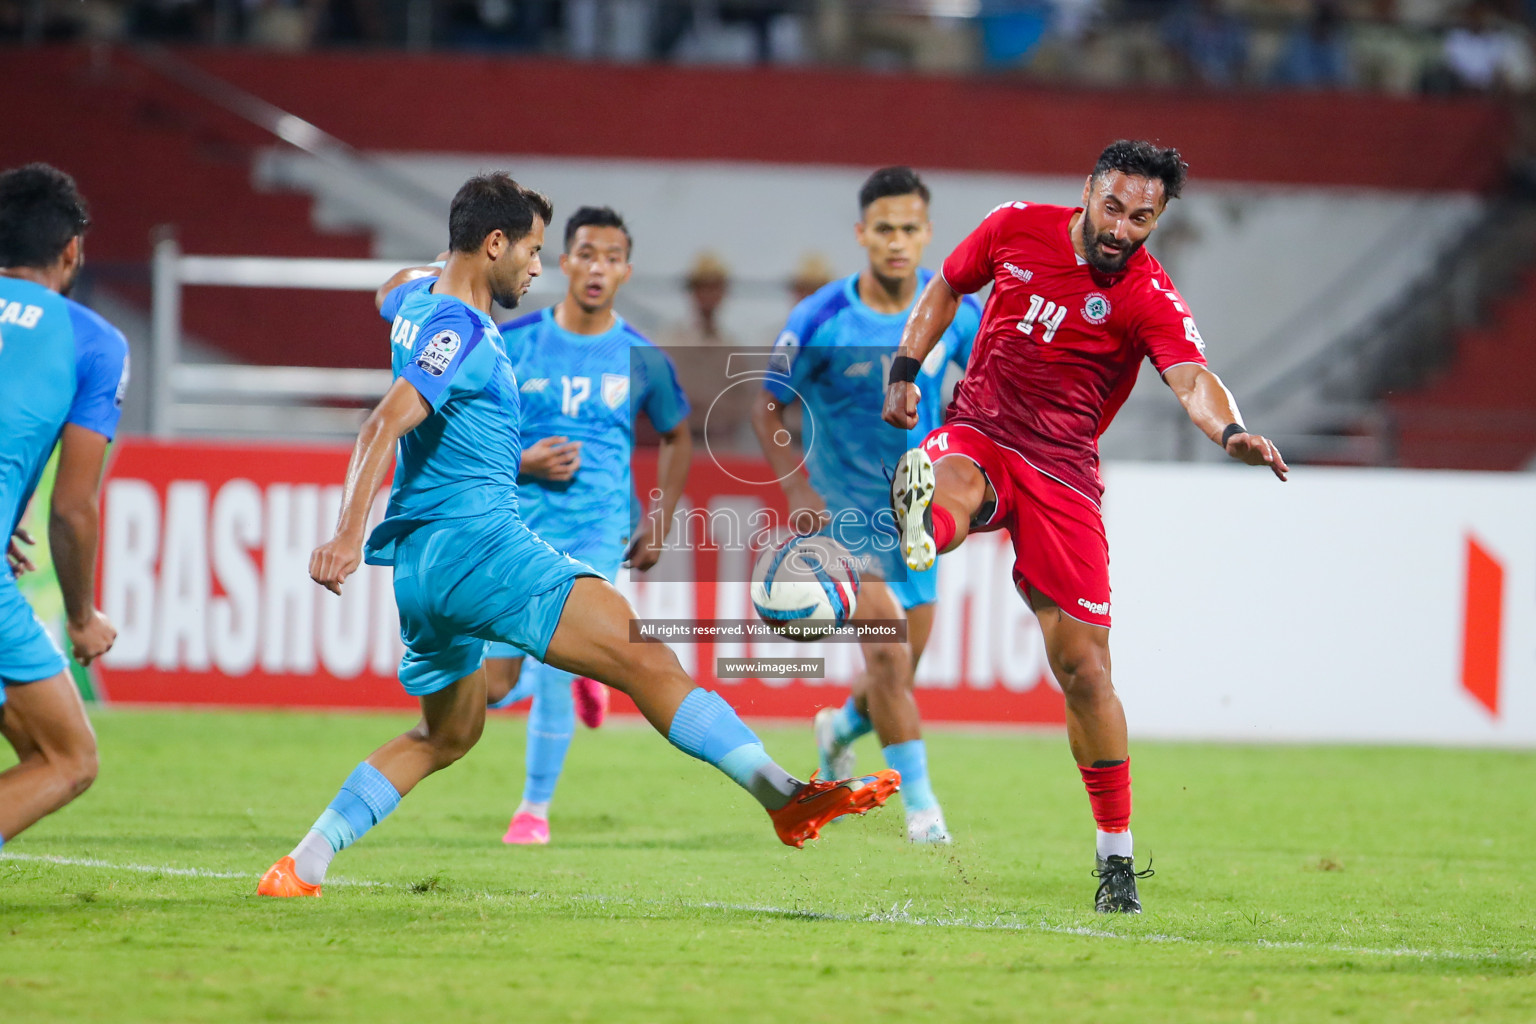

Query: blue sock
left=488, top=665, right=538, bottom=710
left=0, top=832, right=6, bottom=854
left=882, top=740, right=938, bottom=813
left=667, top=688, right=801, bottom=809
left=832, top=696, right=873, bottom=746
left=310, top=762, right=402, bottom=854
left=524, top=662, right=575, bottom=806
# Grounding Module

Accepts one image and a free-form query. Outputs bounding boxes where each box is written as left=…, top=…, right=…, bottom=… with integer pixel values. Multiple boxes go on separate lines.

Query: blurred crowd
left=5, top=0, right=1535, bottom=95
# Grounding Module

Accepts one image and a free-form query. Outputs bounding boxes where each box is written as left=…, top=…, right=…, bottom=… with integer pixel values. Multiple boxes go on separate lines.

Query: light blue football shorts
left=485, top=530, right=621, bottom=663
left=0, top=575, right=69, bottom=702
left=822, top=507, right=937, bottom=611
left=390, top=515, right=601, bottom=697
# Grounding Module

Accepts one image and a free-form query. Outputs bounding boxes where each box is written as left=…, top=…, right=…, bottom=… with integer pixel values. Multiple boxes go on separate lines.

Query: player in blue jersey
left=483, top=206, right=692, bottom=845
left=259, top=174, right=896, bottom=897
left=752, top=167, right=978, bottom=844
left=0, top=164, right=129, bottom=853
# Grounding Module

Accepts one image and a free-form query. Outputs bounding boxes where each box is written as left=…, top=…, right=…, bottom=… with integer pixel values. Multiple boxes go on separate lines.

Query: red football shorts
left=921, top=422, right=1112, bottom=628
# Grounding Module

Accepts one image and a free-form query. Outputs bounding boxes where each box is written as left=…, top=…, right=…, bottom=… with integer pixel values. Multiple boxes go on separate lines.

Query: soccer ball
left=750, top=534, right=860, bottom=641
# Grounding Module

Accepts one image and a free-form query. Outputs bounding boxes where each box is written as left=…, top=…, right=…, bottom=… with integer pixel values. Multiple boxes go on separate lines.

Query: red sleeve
left=942, top=203, right=1017, bottom=294
left=1134, top=269, right=1208, bottom=374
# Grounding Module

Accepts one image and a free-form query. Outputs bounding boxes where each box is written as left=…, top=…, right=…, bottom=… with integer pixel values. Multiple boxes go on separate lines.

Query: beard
left=491, top=285, right=523, bottom=309
left=60, top=259, right=82, bottom=297
left=1080, top=214, right=1142, bottom=275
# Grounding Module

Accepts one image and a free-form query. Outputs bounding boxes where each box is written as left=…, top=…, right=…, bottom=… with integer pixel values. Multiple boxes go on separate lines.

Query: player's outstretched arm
left=751, top=389, right=828, bottom=535
left=49, top=424, right=117, bottom=665
left=883, top=275, right=960, bottom=429
left=626, top=421, right=692, bottom=570
left=310, top=379, right=432, bottom=594
left=1163, top=364, right=1289, bottom=481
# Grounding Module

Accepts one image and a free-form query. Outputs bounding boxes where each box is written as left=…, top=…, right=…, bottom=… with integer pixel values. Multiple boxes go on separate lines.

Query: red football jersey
left=940, top=202, right=1207, bottom=504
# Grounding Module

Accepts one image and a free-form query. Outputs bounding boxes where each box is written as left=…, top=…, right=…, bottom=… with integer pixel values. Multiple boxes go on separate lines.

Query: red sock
left=930, top=504, right=956, bottom=551
left=1079, top=758, right=1132, bottom=833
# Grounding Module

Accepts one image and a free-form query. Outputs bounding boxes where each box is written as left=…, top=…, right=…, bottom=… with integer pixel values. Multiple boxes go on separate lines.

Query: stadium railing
left=150, top=236, right=410, bottom=438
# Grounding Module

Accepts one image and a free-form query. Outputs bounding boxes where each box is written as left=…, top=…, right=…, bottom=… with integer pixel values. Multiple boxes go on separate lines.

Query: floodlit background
left=5, top=8, right=1536, bottom=1023
left=3, top=2, right=1534, bottom=738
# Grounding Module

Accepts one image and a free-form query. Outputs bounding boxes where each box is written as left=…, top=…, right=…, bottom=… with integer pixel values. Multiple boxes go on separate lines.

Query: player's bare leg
left=892, top=447, right=991, bottom=569
left=814, top=581, right=946, bottom=841
left=484, top=656, right=523, bottom=707
left=825, top=599, right=934, bottom=765
left=905, top=601, right=936, bottom=667
left=260, top=669, right=488, bottom=897
left=0, top=671, right=99, bottom=842
left=1030, top=595, right=1126, bottom=765
left=852, top=582, right=919, bottom=746
left=542, top=577, right=898, bottom=848
left=1031, top=590, right=1148, bottom=913
left=367, top=670, right=489, bottom=795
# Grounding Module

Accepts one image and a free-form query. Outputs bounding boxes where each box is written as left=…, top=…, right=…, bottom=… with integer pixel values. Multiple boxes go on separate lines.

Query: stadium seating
left=0, top=47, right=378, bottom=368
left=1390, top=270, right=1536, bottom=470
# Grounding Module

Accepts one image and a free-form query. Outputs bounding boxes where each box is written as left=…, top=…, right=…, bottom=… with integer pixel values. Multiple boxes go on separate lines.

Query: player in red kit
left=882, top=140, right=1287, bottom=913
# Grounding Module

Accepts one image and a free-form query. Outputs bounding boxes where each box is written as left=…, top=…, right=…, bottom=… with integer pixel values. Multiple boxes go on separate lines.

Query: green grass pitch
left=2, top=708, right=1533, bottom=1022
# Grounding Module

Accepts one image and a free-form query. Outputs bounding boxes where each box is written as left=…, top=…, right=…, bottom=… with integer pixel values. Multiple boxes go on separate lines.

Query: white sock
left=516, top=799, right=550, bottom=819
left=1096, top=829, right=1133, bottom=860
left=289, top=830, right=337, bottom=886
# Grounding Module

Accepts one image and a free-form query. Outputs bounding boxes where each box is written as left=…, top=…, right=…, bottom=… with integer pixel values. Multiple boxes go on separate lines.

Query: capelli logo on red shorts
left=1077, top=598, right=1110, bottom=616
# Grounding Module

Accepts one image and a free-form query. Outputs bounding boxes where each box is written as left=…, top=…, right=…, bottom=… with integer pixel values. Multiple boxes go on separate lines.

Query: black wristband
left=889, top=355, right=922, bottom=384
left=1220, top=422, right=1247, bottom=447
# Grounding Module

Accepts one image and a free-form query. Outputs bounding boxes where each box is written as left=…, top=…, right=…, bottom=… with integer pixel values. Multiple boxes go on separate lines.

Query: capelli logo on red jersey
left=1003, top=262, right=1033, bottom=283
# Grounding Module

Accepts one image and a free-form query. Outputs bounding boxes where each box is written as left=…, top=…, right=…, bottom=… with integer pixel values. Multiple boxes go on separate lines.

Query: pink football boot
left=502, top=812, right=550, bottom=845
left=572, top=676, right=610, bottom=729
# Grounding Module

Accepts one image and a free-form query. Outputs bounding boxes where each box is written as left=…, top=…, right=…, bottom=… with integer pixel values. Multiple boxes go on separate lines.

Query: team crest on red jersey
left=1082, top=292, right=1111, bottom=325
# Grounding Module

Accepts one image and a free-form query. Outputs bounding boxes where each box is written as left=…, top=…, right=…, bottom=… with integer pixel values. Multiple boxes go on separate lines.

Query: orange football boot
left=257, top=856, right=322, bottom=898
left=769, top=770, right=901, bottom=848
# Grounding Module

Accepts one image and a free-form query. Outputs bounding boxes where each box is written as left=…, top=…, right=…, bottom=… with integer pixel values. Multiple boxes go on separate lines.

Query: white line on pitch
left=0, top=852, right=380, bottom=886
left=5, top=852, right=1528, bottom=963
left=684, top=900, right=1533, bottom=963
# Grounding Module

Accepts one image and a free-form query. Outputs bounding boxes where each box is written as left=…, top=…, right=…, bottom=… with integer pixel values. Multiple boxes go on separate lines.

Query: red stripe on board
left=1460, top=535, right=1504, bottom=717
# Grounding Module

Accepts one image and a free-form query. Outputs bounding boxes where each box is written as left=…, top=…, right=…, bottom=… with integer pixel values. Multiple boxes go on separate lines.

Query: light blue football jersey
left=0, top=277, right=129, bottom=537
left=366, top=277, right=523, bottom=566
left=765, top=269, right=980, bottom=521
left=499, top=307, right=689, bottom=552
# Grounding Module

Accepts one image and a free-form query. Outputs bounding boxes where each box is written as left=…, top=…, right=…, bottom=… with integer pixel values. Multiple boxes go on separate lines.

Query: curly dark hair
left=0, top=163, right=90, bottom=268
left=1092, top=141, right=1189, bottom=202
left=448, top=172, right=553, bottom=253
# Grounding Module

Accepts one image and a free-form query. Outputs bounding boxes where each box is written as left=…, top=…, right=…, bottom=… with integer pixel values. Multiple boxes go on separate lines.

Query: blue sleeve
left=763, top=302, right=820, bottom=402
left=379, top=275, right=436, bottom=323
left=398, top=308, right=490, bottom=411
left=639, top=346, right=691, bottom=434
left=65, top=304, right=130, bottom=441
left=951, top=294, right=983, bottom=370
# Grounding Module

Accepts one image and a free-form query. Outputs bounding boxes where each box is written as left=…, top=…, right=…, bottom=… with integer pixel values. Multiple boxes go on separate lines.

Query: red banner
left=95, top=438, right=1063, bottom=724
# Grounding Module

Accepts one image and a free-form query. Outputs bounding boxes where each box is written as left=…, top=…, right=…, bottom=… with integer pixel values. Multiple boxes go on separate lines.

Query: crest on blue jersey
left=601, top=372, right=629, bottom=410
left=417, top=329, right=461, bottom=377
